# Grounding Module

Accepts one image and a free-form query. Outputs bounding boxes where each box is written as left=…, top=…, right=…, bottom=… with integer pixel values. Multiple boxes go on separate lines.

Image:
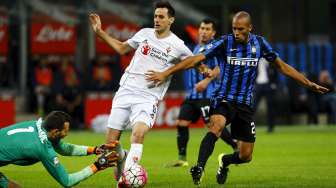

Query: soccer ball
left=121, top=164, right=148, bottom=188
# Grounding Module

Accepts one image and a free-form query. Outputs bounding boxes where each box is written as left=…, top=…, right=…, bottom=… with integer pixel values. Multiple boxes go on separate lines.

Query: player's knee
left=131, top=130, right=146, bottom=143
left=176, top=120, right=190, bottom=127
left=208, top=123, right=223, bottom=137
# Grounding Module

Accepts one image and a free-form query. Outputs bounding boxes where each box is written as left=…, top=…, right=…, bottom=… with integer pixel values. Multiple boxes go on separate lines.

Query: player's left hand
left=308, top=82, right=329, bottom=94
left=145, top=70, right=167, bottom=86
left=94, top=151, right=119, bottom=171
left=94, top=141, right=119, bottom=155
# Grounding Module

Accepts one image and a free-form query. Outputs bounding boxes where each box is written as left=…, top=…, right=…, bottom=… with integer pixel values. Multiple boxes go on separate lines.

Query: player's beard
left=49, top=136, right=61, bottom=145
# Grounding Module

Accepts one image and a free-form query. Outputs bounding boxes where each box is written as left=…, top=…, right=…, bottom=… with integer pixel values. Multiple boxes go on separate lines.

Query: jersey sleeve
left=126, top=28, right=145, bottom=49
left=178, top=43, right=193, bottom=60
left=39, top=143, right=95, bottom=187
left=53, top=140, right=90, bottom=156
left=203, top=36, right=227, bottom=59
left=259, top=36, right=279, bottom=62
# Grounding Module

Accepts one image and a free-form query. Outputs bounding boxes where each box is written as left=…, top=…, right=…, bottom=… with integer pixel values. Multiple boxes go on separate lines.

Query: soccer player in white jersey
left=89, top=1, right=193, bottom=186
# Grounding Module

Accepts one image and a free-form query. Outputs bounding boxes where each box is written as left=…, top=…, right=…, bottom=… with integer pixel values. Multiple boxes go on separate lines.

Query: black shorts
left=210, top=101, right=256, bottom=143
left=178, top=99, right=211, bottom=124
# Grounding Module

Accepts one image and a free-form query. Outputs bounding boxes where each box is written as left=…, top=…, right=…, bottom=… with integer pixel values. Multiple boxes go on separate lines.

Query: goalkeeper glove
left=93, top=150, right=119, bottom=171
left=93, top=140, right=119, bottom=155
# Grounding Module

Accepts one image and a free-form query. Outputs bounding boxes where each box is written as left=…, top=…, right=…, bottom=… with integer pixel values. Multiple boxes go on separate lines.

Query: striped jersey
left=184, top=41, right=218, bottom=100
left=203, top=33, right=278, bottom=107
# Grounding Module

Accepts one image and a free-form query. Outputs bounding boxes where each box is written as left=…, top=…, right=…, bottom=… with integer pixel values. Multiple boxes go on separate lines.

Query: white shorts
left=107, top=87, right=159, bottom=130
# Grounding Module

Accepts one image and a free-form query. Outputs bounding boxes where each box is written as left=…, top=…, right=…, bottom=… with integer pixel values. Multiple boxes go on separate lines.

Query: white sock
left=124, top=143, right=143, bottom=170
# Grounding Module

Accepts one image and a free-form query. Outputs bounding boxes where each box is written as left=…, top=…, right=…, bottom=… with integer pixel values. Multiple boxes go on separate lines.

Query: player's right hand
left=93, top=151, right=119, bottom=171
left=145, top=70, right=167, bottom=86
left=94, top=141, right=119, bottom=155
left=89, top=13, right=102, bottom=33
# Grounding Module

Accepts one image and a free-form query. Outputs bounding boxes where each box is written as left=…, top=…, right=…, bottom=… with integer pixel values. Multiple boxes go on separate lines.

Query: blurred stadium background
left=0, top=0, right=335, bottom=128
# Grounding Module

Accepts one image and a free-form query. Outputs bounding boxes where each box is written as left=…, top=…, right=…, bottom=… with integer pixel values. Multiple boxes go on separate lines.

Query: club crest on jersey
left=251, top=46, right=257, bottom=54
left=166, top=47, right=171, bottom=54
left=227, top=56, right=258, bottom=66
left=141, top=40, right=151, bottom=55
left=206, top=43, right=213, bottom=49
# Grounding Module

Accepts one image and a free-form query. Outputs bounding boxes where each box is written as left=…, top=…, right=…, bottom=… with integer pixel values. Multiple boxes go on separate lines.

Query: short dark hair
left=43, top=111, right=73, bottom=131
left=201, top=18, right=217, bottom=31
left=233, top=11, right=252, bottom=24
left=154, top=1, right=175, bottom=17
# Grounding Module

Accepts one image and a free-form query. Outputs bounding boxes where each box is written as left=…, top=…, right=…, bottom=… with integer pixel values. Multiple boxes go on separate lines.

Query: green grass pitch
left=1, top=125, right=336, bottom=188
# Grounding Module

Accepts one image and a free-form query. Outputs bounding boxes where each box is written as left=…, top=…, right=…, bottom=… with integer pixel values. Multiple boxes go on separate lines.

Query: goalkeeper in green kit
left=0, top=111, right=119, bottom=188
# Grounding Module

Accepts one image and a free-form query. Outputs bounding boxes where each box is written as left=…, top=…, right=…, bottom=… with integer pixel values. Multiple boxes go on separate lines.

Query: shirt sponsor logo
left=140, top=40, right=169, bottom=63
left=227, top=56, right=258, bottom=67
left=53, top=157, right=60, bottom=167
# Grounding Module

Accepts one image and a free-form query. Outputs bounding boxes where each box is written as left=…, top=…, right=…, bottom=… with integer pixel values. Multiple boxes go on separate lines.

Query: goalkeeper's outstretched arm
left=54, top=141, right=119, bottom=156
left=41, top=146, right=118, bottom=187
left=53, top=140, right=97, bottom=156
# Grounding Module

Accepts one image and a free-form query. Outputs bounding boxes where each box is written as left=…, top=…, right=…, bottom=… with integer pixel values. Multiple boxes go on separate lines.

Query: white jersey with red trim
left=119, top=28, right=193, bottom=100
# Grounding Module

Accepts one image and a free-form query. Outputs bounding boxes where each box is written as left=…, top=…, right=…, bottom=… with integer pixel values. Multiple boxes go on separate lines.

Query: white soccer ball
left=121, top=164, right=148, bottom=188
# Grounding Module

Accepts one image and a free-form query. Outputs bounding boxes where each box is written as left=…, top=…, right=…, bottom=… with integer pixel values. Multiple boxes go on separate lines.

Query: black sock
left=197, top=132, right=218, bottom=168
left=177, top=126, right=189, bottom=160
left=220, top=128, right=237, bottom=149
left=222, top=151, right=247, bottom=168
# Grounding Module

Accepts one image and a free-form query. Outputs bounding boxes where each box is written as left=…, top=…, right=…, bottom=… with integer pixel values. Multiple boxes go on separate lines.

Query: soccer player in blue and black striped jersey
left=167, top=19, right=237, bottom=168
left=146, top=11, right=329, bottom=185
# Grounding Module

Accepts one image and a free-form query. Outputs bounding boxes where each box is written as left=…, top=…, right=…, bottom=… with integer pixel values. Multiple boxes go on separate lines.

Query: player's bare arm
left=145, top=54, right=206, bottom=85
left=89, top=13, right=133, bottom=55
left=195, top=66, right=220, bottom=92
left=273, top=57, right=329, bottom=94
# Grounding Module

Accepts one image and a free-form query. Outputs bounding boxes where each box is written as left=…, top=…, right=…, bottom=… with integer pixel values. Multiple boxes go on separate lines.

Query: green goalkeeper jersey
left=0, top=119, right=95, bottom=187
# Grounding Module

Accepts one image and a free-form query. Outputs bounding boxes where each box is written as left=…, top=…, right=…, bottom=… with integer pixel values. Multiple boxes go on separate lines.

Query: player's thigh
left=196, top=99, right=211, bottom=124
left=208, top=102, right=234, bottom=134
left=107, top=89, right=132, bottom=131
left=231, top=105, right=256, bottom=143
left=208, top=114, right=227, bottom=136
left=177, top=100, right=200, bottom=125
left=130, top=98, right=159, bottom=129
left=107, top=106, right=131, bottom=131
